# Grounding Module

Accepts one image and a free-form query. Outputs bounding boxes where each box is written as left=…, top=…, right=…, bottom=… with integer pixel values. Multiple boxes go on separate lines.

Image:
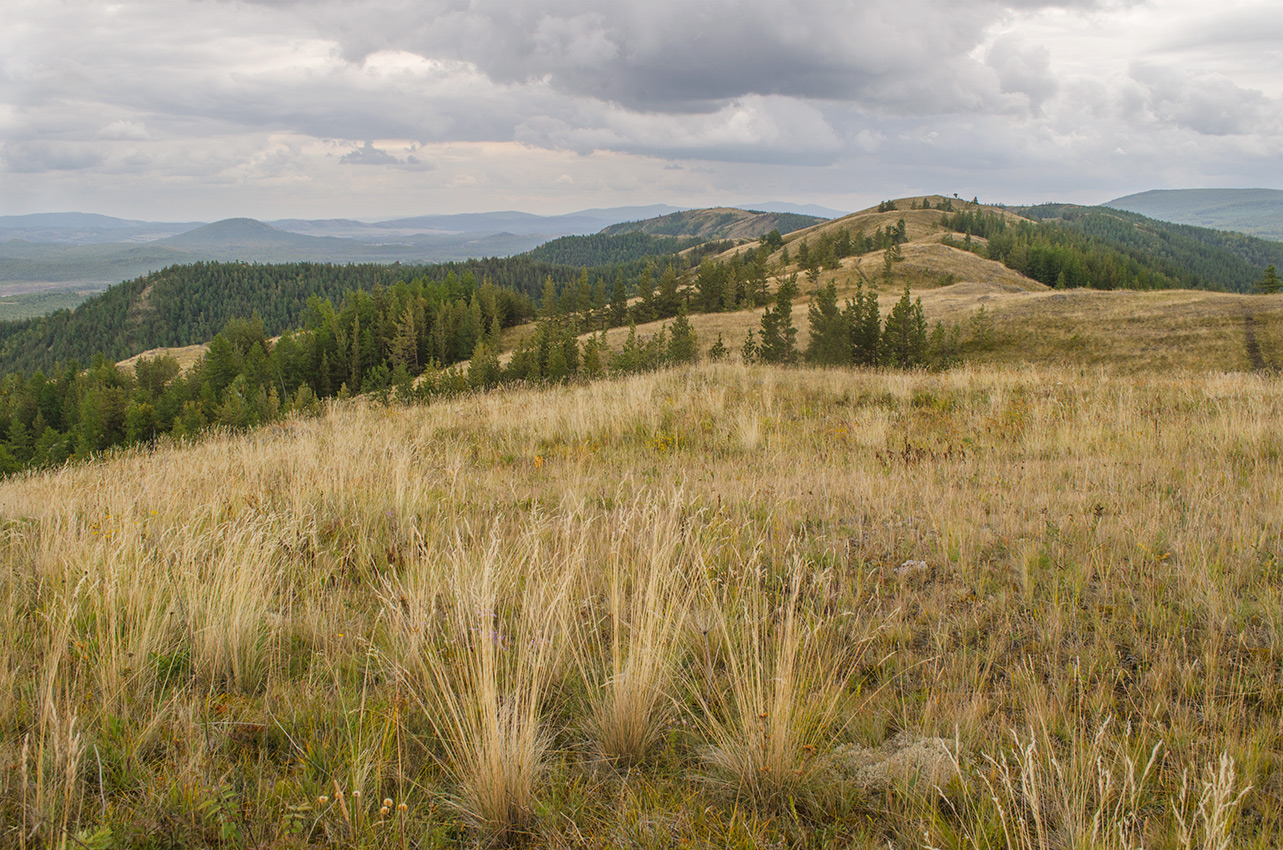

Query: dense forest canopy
left=524, top=232, right=704, bottom=268
left=1007, top=204, right=1283, bottom=292
left=0, top=257, right=592, bottom=375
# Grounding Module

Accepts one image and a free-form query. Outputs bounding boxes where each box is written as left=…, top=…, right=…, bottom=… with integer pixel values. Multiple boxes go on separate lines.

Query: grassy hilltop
left=1, top=196, right=1282, bottom=848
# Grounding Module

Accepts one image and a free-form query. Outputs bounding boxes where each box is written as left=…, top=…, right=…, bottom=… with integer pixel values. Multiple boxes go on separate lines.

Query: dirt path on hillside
left=1244, top=309, right=1274, bottom=372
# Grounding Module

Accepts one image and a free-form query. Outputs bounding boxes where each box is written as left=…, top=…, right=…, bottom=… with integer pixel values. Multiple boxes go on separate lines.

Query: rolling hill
left=600, top=207, right=825, bottom=239
left=1105, top=188, right=1283, bottom=241
left=0, top=206, right=691, bottom=296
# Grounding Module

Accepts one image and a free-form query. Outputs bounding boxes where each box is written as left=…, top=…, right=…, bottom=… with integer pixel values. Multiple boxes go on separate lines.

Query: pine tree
left=581, top=333, right=605, bottom=379
left=758, top=288, right=798, bottom=364
left=541, top=275, right=560, bottom=317
left=391, top=304, right=419, bottom=370
left=845, top=280, right=881, bottom=367
left=709, top=333, right=728, bottom=361
left=632, top=271, right=655, bottom=323
left=696, top=259, right=723, bottom=313
left=468, top=340, right=501, bottom=389
left=666, top=305, right=698, bottom=364
left=657, top=265, right=681, bottom=318
left=741, top=329, right=758, bottom=364
left=545, top=341, right=569, bottom=383
left=805, top=282, right=850, bottom=365
left=610, top=272, right=629, bottom=327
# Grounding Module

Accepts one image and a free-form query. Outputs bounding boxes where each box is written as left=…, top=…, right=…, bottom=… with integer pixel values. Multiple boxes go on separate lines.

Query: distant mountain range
left=0, top=202, right=839, bottom=292
left=1104, top=189, right=1283, bottom=241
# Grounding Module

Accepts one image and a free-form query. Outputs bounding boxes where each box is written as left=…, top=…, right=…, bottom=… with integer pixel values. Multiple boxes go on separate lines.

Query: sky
left=1, top=0, right=1281, bottom=221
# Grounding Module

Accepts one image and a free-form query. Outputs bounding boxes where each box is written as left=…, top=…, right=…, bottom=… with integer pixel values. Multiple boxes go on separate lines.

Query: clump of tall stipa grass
left=183, top=520, right=281, bottom=693
left=694, top=553, right=856, bottom=812
left=384, top=528, right=574, bottom=844
left=573, top=493, right=698, bottom=768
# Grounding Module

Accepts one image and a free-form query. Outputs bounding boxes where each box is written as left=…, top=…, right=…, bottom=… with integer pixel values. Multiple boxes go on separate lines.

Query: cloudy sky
left=2, top=0, right=1280, bottom=220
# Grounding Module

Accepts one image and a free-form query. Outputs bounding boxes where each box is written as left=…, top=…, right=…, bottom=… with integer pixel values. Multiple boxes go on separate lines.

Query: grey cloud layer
left=1, top=0, right=1279, bottom=217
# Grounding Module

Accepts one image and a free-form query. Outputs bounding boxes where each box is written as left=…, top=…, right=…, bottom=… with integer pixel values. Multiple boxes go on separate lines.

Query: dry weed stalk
left=1172, top=753, right=1252, bottom=850
left=973, top=717, right=1161, bottom=850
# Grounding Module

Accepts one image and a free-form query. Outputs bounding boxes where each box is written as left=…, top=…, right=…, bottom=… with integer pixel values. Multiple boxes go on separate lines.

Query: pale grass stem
left=387, top=529, right=574, bottom=843
left=576, top=493, right=698, bottom=767
left=695, top=553, right=853, bottom=811
left=1172, top=753, right=1253, bottom=850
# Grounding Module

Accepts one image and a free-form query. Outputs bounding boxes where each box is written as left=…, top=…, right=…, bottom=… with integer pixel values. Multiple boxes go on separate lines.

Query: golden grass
left=582, top=282, right=1276, bottom=376
left=116, top=343, right=208, bottom=373
left=1, top=361, right=1281, bottom=846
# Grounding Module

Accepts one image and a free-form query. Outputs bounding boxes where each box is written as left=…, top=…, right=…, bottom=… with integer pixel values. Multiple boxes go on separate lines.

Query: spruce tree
left=882, top=284, right=928, bottom=368
left=805, top=282, right=850, bottom=366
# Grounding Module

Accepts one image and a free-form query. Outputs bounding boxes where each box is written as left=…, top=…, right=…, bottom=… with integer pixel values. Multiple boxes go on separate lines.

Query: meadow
left=1, top=359, right=1280, bottom=848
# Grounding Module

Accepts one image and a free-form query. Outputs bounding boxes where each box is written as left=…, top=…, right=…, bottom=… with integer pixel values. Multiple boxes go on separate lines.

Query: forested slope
left=0, top=258, right=578, bottom=374
left=946, top=205, right=1283, bottom=292
left=524, top=232, right=702, bottom=268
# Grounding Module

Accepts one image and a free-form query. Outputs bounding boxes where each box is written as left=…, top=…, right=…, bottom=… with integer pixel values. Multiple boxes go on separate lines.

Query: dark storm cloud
left=339, top=141, right=433, bottom=168
left=296, top=0, right=1100, bottom=114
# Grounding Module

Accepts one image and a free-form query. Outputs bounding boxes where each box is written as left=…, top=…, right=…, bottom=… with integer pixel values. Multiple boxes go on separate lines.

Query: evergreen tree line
left=1017, top=205, right=1283, bottom=294
left=0, top=257, right=598, bottom=376
left=742, top=279, right=956, bottom=371
left=942, top=206, right=1283, bottom=293
left=0, top=271, right=533, bottom=475
left=524, top=232, right=705, bottom=268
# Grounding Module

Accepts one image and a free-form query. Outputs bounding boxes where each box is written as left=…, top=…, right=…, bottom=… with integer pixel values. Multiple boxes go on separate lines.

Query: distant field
left=0, top=287, right=98, bottom=320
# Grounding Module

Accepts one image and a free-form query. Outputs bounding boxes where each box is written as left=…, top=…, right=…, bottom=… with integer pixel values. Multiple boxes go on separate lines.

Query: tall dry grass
left=576, top=493, right=698, bottom=767
left=695, top=557, right=861, bottom=810
left=0, top=360, right=1280, bottom=846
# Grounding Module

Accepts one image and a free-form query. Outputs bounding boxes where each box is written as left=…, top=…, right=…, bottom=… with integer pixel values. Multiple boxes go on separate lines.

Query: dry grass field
left=2, top=359, right=1281, bottom=848
left=586, top=282, right=1283, bottom=376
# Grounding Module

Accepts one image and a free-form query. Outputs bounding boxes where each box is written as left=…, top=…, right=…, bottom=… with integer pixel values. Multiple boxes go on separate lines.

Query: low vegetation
left=1, top=359, right=1281, bottom=847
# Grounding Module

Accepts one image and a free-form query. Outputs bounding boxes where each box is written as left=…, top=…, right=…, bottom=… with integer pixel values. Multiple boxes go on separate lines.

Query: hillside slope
left=575, top=195, right=1282, bottom=374
left=1015, top=204, right=1283, bottom=292
left=600, top=207, right=824, bottom=239
left=1106, top=188, right=1283, bottom=240
left=0, top=257, right=575, bottom=374
left=1, top=362, right=1279, bottom=846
